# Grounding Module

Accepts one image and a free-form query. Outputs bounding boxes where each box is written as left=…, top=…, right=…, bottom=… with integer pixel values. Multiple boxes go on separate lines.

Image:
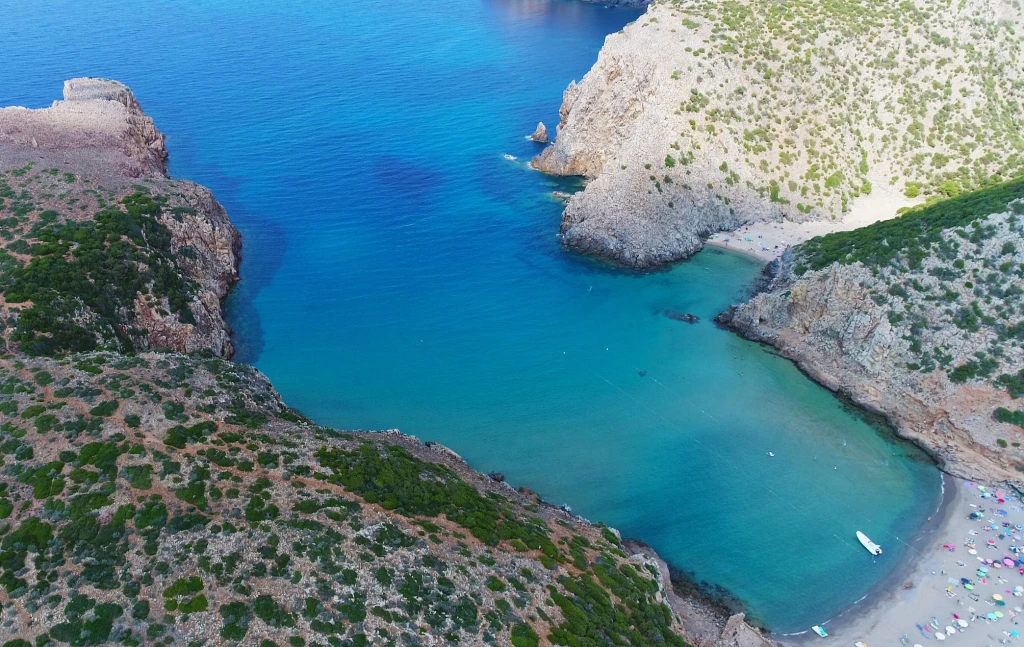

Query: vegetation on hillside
left=796, top=176, right=1024, bottom=272
left=633, top=0, right=1023, bottom=219
left=785, top=177, right=1024, bottom=445
left=0, top=165, right=201, bottom=356
left=0, top=351, right=688, bottom=646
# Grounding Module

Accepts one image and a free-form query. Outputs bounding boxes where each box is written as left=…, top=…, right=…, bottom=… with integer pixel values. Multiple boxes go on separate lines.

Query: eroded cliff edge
left=721, top=179, right=1024, bottom=483
left=0, top=78, right=240, bottom=357
left=534, top=0, right=1024, bottom=268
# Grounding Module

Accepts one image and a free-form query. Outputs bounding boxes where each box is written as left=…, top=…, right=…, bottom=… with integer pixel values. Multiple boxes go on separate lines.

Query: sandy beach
left=705, top=186, right=916, bottom=263
left=774, top=474, right=1024, bottom=647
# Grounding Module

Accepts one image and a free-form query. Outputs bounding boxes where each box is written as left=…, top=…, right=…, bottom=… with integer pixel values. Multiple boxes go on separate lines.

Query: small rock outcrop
left=533, top=0, right=1023, bottom=268
left=528, top=121, right=548, bottom=143
left=664, top=311, right=699, bottom=324
left=0, top=78, right=168, bottom=180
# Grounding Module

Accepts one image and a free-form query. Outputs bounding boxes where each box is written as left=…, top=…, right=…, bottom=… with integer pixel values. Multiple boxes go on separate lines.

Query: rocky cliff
left=534, top=0, right=1024, bottom=267
left=721, top=178, right=1024, bottom=482
left=0, top=79, right=240, bottom=358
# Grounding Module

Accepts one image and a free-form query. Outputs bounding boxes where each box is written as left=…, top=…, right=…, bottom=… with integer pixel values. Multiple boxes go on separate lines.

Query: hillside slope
left=534, top=0, right=1024, bottom=267
left=0, top=351, right=691, bottom=647
left=721, top=178, right=1024, bottom=482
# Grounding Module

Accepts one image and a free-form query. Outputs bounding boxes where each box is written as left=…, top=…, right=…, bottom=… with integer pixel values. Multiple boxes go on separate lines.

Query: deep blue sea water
left=2, top=0, right=940, bottom=631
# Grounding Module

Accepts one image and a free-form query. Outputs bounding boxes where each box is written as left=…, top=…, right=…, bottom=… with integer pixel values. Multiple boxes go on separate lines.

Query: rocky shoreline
left=716, top=191, right=1024, bottom=487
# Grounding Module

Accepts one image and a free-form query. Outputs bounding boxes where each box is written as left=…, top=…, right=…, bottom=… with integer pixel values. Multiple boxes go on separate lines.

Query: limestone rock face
left=136, top=182, right=241, bottom=358
left=529, top=121, right=548, bottom=143
left=533, top=0, right=1024, bottom=268
left=0, top=79, right=240, bottom=358
left=0, top=78, right=168, bottom=180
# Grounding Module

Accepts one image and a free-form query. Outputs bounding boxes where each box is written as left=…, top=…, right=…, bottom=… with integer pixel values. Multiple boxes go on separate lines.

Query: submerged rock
left=664, top=311, right=699, bottom=324
left=528, top=121, right=548, bottom=143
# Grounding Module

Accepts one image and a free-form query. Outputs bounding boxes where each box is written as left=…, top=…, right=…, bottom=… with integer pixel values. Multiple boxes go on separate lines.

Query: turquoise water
left=2, top=0, right=939, bottom=631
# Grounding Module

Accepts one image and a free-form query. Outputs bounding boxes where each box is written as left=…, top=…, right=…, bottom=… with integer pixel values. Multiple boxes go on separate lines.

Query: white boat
left=857, top=531, right=882, bottom=555
left=812, top=625, right=828, bottom=638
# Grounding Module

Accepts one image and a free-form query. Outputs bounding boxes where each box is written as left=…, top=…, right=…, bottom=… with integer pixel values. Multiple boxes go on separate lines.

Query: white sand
left=705, top=186, right=916, bottom=263
left=780, top=474, right=1024, bottom=646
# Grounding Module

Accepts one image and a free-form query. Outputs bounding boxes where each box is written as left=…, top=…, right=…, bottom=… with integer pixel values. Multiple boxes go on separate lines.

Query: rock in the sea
left=528, top=121, right=548, bottom=143
left=488, top=472, right=505, bottom=482
left=664, top=311, right=699, bottom=324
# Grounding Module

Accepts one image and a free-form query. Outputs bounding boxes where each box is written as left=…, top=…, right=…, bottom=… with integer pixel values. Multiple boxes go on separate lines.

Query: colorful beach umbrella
left=995, top=594, right=1005, bottom=600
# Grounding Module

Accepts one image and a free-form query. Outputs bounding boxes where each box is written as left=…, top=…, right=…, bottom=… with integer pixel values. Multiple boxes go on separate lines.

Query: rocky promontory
left=534, top=0, right=1024, bottom=267
left=721, top=179, right=1024, bottom=483
left=0, top=79, right=240, bottom=358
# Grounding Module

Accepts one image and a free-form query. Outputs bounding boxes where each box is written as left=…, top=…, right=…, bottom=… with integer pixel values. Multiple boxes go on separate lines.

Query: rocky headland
left=720, top=179, right=1024, bottom=484
left=533, top=0, right=1024, bottom=268
left=0, top=80, right=777, bottom=646
left=0, top=79, right=240, bottom=358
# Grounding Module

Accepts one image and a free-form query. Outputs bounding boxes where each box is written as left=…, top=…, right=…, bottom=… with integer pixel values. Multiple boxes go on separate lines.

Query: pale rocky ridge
left=721, top=192, right=1024, bottom=483
left=534, top=0, right=1024, bottom=267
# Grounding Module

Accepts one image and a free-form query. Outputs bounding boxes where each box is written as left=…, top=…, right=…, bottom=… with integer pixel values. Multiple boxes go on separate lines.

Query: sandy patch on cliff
left=706, top=185, right=915, bottom=264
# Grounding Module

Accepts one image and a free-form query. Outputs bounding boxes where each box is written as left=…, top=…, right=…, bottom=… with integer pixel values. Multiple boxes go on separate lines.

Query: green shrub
left=510, top=623, right=539, bottom=647
left=89, top=400, right=119, bottom=417
left=994, top=407, right=1024, bottom=429
left=3, top=193, right=198, bottom=355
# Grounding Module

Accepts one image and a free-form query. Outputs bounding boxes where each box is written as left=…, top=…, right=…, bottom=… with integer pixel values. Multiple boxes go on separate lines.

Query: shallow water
left=2, top=0, right=940, bottom=630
